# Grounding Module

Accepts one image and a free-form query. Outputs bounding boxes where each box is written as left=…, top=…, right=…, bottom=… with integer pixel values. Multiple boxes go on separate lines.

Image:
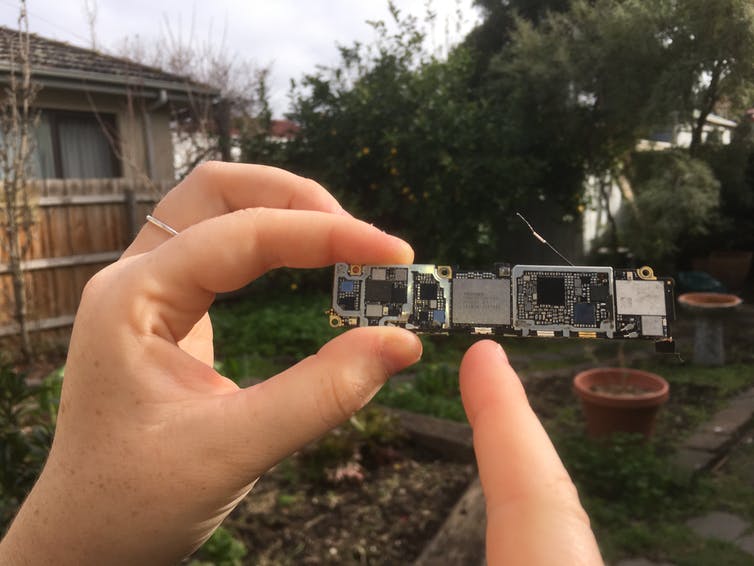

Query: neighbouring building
left=0, top=25, right=220, bottom=183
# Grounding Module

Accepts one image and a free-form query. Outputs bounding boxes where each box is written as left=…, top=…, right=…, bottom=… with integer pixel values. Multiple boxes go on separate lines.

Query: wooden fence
left=0, top=178, right=174, bottom=349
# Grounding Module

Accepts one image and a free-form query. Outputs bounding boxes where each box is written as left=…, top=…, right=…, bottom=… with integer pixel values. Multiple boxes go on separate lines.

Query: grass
left=211, top=291, right=754, bottom=563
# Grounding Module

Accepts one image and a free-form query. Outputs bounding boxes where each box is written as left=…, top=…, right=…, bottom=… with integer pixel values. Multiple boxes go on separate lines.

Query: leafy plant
left=619, top=150, right=720, bottom=269
left=375, top=363, right=465, bottom=422
left=188, top=526, right=247, bottom=566
left=0, top=362, right=60, bottom=531
left=211, top=292, right=338, bottom=381
left=558, top=433, right=690, bottom=519
left=295, top=407, right=404, bottom=485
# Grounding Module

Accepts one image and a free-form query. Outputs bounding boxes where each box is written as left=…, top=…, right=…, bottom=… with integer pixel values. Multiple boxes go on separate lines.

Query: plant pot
left=573, top=368, right=669, bottom=440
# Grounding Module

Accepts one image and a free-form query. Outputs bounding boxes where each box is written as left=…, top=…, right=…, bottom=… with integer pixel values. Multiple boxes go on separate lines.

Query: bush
left=0, top=363, right=61, bottom=531
left=620, top=150, right=720, bottom=270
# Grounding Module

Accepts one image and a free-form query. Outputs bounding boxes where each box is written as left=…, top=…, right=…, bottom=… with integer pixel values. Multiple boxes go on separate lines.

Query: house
left=0, top=25, right=220, bottom=182
left=0, top=26, right=222, bottom=346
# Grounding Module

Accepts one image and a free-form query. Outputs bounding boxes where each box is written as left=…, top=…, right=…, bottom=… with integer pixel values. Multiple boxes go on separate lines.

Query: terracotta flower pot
left=573, top=368, right=669, bottom=440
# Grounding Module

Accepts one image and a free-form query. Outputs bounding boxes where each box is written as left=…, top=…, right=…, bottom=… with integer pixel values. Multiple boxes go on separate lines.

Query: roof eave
left=0, top=63, right=220, bottom=101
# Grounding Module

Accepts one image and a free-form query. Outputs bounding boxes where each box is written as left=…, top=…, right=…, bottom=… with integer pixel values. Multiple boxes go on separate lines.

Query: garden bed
left=222, top=410, right=475, bottom=565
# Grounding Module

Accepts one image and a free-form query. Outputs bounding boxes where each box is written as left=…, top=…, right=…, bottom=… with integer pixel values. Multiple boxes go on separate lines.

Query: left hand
left=0, top=162, right=423, bottom=565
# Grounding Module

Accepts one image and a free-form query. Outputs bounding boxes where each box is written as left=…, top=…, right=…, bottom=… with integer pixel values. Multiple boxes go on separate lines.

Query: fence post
left=124, top=188, right=138, bottom=242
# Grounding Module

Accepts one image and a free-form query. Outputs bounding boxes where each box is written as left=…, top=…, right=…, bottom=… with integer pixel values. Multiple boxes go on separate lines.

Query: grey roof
left=0, top=26, right=218, bottom=98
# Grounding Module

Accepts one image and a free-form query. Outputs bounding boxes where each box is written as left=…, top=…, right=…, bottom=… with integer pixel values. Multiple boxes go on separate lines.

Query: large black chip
left=419, top=282, right=438, bottom=300
left=365, top=280, right=407, bottom=303
left=392, top=285, right=408, bottom=304
left=365, top=280, right=393, bottom=303
left=537, top=277, right=566, bottom=306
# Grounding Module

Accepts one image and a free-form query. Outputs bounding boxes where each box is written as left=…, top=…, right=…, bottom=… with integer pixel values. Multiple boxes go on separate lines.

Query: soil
left=226, top=444, right=475, bottom=565
left=588, top=383, right=656, bottom=397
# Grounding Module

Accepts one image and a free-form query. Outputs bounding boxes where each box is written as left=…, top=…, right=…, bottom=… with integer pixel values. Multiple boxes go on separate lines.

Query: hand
left=0, top=162, right=423, bottom=565
left=460, top=340, right=603, bottom=565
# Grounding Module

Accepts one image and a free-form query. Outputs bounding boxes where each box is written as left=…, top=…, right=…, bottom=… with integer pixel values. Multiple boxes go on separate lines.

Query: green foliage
left=0, top=362, right=60, bottom=531
left=211, top=292, right=338, bottom=381
left=189, top=526, right=247, bottom=566
left=375, top=363, right=465, bottom=422
left=492, top=0, right=675, bottom=179
left=693, top=133, right=754, bottom=253
left=294, top=408, right=404, bottom=485
left=668, top=0, right=754, bottom=152
left=559, top=433, right=690, bottom=518
left=285, top=7, right=559, bottom=264
left=619, top=150, right=720, bottom=268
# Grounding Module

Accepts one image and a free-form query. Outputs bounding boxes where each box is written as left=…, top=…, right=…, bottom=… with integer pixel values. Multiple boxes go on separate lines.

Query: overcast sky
left=0, top=0, right=481, bottom=115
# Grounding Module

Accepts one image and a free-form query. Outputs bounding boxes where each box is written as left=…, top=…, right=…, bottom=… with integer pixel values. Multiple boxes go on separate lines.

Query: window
left=31, top=110, right=121, bottom=179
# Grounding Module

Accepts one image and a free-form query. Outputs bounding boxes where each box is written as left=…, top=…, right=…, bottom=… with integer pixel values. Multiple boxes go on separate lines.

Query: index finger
left=125, top=162, right=348, bottom=257
left=122, top=208, right=414, bottom=342
left=459, top=340, right=602, bottom=565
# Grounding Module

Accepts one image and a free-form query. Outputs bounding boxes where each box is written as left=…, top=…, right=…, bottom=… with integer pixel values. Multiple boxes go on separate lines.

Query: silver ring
left=146, top=214, right=179, bottom=237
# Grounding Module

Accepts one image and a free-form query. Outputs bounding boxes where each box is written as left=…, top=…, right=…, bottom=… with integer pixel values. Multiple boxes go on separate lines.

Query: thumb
left=459, top=340, right=603, bottom=566
left=218, top=327, right=422, bottom=478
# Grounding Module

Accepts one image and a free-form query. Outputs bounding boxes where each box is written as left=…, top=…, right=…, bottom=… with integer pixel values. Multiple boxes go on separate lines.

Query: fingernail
left=483, top=339, right=509, bottom=365
left=380, top=330, right=423, bottom=375
left=493, top=341, right=510, bottom=364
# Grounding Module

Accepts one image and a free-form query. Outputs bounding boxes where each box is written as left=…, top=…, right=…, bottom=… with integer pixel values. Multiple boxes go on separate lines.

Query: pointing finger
left=459, top=340, right=602, bottom=565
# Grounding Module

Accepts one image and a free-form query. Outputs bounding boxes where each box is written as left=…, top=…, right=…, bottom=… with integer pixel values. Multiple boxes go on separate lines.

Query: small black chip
left=537, top=277, right=566, bottom=306
left=339, top=296, right=357, bottom=310
left=419, top=282, right=438, bottom=300
left=392, top=285, right=408, bottom=304
left=590, top=285, right=610, bottom=302
left=574, top=302, right=596, bottom=325
left=365, top=280, right=394, bottom=303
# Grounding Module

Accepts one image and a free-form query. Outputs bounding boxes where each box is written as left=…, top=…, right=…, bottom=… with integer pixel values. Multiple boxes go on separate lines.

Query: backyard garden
left=197, top=278, right=754, bottom=565
left=3, top=0, right=754, bottom=564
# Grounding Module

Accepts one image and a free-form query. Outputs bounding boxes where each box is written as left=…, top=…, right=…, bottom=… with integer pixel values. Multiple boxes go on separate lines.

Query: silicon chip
left=537, top=277, right=566, bottom=306
left=365, top=280, right=394, bottom=303
left=392, top=285, right=408, bottom=304
left=452, top=278, right=511, bottom=325
left=419, top=282, right=438, bottom=299
left=339, top=296, right=357, bottom=310
left=574, top=302, right=596, bottom=325
left=340, top=280, right=355, bottom=293
left=590, top=285, right=610, bottom=302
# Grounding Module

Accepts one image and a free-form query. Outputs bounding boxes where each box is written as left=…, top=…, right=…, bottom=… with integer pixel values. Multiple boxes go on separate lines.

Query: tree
left=478, top=0, right=754, bottom=262
left=668, top=0, right=754, bottom=154
left=620, top=150, right=720, bottom=269
left=115, top=15, right=271, bottom=177
left=0, top=2, right=38, bottom=362
left=286, top=6, right=532, bottom=264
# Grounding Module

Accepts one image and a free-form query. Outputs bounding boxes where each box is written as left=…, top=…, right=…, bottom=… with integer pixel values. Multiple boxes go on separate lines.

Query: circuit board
left=328, top=263, right=675, bottom=351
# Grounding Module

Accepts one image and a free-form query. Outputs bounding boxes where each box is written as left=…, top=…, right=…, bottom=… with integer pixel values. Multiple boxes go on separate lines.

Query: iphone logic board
left=328, top=263, right=675, bottom=351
